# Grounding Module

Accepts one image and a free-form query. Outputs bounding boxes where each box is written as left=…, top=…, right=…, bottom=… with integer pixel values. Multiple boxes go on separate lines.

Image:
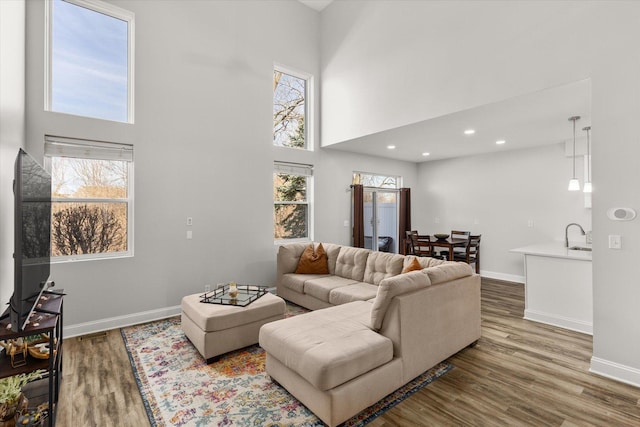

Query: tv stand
left=0, top=292, right=63, bottom=427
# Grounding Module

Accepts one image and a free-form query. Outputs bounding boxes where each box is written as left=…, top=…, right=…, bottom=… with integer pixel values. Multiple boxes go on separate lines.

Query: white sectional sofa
left=259, top=242, right=481, bottom=427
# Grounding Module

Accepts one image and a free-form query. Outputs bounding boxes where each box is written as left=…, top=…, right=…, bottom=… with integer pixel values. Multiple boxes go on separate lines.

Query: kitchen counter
left=510, top=242, right=592, bottom=261
left=510, top=242, right=592, bottom=335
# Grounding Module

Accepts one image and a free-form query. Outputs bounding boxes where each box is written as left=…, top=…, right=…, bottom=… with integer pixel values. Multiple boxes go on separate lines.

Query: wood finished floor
left=57, top=278, right=640, bottom=426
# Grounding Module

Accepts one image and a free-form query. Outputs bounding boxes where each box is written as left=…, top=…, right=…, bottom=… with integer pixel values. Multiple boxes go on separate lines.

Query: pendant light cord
left=572, top=118, right=577, bottom=178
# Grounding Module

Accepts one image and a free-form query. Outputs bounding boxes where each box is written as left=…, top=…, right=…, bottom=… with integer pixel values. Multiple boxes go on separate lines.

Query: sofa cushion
left=335, top=246, right=371, bottom=281
left=363, top=252, right=404, bottom=285
left=370, top=271, right=431, bottom=330
left=295, top=242, right=329, bottom=274
left=303, top=276, right=359, bottom=302
left=424, top=262, right=473, bottom=285
left=280, top=273, right=329, bottom=294
left=323, top=243, right=342, bottom=275
left=329, top=283, right=379, bottom=305
left=259, top=301, right=393, bottom=391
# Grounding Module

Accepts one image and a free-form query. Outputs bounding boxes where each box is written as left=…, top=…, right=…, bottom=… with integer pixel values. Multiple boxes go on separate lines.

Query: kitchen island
left=510, top=242, right=592, bottom=335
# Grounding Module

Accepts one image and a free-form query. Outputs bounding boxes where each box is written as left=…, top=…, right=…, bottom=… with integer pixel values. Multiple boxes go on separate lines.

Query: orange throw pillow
left=295, top=243, right=330, bottom=274
left=402, top=257, right=423, bottom=274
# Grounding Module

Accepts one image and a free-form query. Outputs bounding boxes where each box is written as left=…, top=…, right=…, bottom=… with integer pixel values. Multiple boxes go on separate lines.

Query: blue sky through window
left=52, top=0, right=129, bottom=122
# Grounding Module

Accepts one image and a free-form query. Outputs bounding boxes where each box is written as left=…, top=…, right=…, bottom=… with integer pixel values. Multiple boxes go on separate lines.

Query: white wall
left=415, top=144, right=591, bottom=282
left=0, top=0, right=26, bottom=305
left=20, top=0, right=417, bottom=335
left=23, top=0, right=321, bottom=331
left=320, top=1, right=640, bottom=386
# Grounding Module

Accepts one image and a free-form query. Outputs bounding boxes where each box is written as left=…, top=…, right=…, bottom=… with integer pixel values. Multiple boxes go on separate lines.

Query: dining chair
left=439, top=230, right=470, bottom=259
left=454, top=234, right=481, bottom=273
left=410, top=233, right=435, bottom=257
left=405, top=230, right=418, bottom=255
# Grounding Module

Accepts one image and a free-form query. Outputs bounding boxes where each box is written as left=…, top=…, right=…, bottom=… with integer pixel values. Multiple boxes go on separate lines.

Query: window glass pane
left=274, top=173, right=306, bottom=202
left=51, top=0, right=129, bottom=122
left=51, top=202, right=128, bottom=255
left=353, top=172, right=399, bottom=189
left=51, top=157, right=127, bottom=199
left=273, top=71, right=306, bottom=148
left=274, top=204, right=308, bottom=240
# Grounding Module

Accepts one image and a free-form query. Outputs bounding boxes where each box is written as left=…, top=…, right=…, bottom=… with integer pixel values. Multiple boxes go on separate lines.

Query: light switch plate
left=608, top=235, right=621, bottom=249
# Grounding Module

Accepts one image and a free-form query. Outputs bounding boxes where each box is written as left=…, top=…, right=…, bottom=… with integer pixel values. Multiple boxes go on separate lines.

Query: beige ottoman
left=181, top=292, right=286, bottom=362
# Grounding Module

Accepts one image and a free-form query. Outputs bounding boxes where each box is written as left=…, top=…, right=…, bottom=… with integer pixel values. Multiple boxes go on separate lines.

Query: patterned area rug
left=121, top=306, right=452, bottom=427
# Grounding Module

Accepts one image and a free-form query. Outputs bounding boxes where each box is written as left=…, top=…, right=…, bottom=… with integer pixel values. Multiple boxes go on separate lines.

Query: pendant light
left=583, top=126, right=592, bottom=193
left=568, top=116, right=581, bottom=191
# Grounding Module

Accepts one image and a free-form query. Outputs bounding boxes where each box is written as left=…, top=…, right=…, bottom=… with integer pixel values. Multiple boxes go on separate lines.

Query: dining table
left=429, top=236, right=469, bottom=260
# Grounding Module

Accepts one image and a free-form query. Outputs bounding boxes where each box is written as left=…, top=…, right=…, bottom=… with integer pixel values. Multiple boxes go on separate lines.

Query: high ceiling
left=325, top=79, right=592, bottom=163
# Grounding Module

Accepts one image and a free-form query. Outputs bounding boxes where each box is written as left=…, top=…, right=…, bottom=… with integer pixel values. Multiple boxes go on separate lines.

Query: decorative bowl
left=434, top=233, right=450, bottom=240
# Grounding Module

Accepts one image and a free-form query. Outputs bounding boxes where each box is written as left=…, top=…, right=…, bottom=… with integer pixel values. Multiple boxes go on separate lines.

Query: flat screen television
left=11, top=149, right=52, bottom=332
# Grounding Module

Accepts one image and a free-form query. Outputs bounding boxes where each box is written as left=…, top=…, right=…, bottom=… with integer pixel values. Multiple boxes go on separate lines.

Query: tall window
left=46, top=0, right=135, bottom=123
left=274, top=162, right=312, bottom=241
left=273, top=68, right=310, bottom=149
left=45, top=136, right=134, bottom=260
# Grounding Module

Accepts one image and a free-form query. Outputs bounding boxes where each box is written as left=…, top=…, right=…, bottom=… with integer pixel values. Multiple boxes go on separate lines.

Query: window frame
left=273, top=64, right=313, bottom=151
left=44, top=135, right=134, bottom=262
left=44, top=0, right=136, bottom=123
left=273, top=162, right=313, bottom=244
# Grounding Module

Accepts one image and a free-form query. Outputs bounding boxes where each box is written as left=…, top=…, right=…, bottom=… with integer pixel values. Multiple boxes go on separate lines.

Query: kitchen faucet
left=565, top=223, right=586, bottom=247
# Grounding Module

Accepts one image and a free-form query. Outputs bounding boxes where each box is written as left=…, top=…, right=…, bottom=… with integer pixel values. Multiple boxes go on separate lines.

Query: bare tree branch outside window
left=274, top=70, right=306, bottom=149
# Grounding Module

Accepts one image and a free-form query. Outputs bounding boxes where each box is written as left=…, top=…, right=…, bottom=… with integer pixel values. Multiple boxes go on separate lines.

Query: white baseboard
left=480, top=270, right=524, bottom=284
left=524, top=309, right=592, bottom=335
left=64, top=305, right=181, bottom=338
left=590, top=356, right=640, bottom=388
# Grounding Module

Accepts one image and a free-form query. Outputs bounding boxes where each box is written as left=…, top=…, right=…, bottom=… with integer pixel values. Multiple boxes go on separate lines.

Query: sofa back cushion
left=363, top=252, right=405, bottom=285
left=323, top=243, right=342, bottom=275
left=278, top=242, right=341, bottom=275
left=370, top=270, right=431, bottom=330
left=424, top=262, right=473, bottom=285
left=335, top=246, right=371, bottom=281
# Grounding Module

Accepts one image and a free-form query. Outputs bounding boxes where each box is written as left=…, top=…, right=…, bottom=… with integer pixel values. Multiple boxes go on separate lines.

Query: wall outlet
left=608, top=235, right=621, bottom=249
left=187, top=217, right=193, bottom=226
left=343, top=220, right=350, bottom=227
left=527, top=219, right=534, bottom=228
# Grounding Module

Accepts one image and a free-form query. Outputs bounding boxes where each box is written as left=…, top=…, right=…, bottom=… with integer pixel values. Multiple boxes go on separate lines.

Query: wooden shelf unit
left=0, top=291, right=64, bottom=427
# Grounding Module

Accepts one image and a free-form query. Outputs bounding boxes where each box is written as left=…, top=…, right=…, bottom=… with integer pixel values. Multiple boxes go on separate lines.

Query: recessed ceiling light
left=464, top=129, right=475, bottom=135
left=387, top=145, right=396, bottom=150
left=496, top=140, right=506, bottom=145
left=422, top=152, right=430, bottom=156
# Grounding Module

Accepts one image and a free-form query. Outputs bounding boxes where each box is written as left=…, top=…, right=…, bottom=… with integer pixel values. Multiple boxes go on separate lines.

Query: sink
left=568, top=246, right=592, bottom=251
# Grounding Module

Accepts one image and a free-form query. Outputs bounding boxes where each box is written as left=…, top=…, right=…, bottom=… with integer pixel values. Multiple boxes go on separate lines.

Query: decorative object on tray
left=0, top=339, right=27, bottom=368
left=0, top=370, right=44, bottom=427
left=200, top=283, right=268, bottom=307
left=434, top=233, right=450, bottom=240
left=24, top=334, right=56, bottom=360
left=228, top=281, right=239, bottom=299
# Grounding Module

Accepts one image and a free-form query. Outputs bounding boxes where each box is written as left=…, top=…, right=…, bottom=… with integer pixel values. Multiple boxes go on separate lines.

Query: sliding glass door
left=363, top=189, right=398, bottom=253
